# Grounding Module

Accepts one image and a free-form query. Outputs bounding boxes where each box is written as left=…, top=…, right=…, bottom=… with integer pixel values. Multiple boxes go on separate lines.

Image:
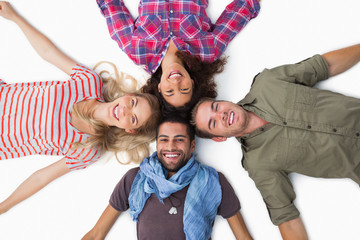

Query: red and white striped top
left=0, top=64, right=103, bottom=170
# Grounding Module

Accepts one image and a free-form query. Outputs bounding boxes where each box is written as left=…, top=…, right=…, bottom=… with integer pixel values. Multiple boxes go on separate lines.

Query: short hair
left=190, top=97, right=218, bottom=139
left=156, top=115, right=195, bottom=142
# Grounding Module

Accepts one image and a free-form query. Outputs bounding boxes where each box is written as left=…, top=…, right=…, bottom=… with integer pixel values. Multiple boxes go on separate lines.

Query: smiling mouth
left=168, top=71, right=182, bottom=79
left=163, top=152, right=180, bottom=160
left=113, top=104, right=119, bottom=120
left=228, top=111, right=234, bottom=126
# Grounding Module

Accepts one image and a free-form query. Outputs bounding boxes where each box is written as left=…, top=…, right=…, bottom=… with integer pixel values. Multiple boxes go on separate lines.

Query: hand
left=0, top=1, right=19, bottom=21
left=0, top=202, right=10, bottom=215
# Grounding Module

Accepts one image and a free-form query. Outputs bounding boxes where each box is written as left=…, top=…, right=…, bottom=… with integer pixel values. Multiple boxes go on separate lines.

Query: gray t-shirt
left=110, top=167, right=240, bottom=240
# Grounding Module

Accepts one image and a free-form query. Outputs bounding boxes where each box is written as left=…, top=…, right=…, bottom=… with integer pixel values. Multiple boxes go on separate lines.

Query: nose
left=167, top=77, right=181, bottom=84
left=166, top=140, right=177, bottom=151
left=215, top=111, right=226, bottom=121
left=119, top=105, right=130, bottom=117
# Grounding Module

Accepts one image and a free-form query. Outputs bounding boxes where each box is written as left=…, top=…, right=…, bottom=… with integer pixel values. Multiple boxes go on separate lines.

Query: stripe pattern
left=0, top=64, right=103, bottom=170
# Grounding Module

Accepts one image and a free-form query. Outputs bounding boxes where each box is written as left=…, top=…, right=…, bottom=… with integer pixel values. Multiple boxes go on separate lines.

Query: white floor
left=0, top=0, right=359, bottom=239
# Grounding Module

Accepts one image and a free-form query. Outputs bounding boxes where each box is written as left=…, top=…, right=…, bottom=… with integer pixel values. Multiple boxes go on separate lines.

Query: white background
left=0, top=0, right=360, bottom=239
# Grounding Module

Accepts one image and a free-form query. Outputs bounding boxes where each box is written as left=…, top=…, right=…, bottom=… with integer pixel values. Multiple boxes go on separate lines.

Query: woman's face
left=158, top=63, right=194, bottom=107
left=106, top=94, right=152, bottom=132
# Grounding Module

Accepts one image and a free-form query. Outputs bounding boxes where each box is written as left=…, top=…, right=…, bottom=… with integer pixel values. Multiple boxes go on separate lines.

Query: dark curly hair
left=141, top=51, right=227, bottom=120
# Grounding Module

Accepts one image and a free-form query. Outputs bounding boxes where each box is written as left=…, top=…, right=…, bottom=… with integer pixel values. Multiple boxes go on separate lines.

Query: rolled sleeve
left=212, top=0, right=260, bottom=58
left=263, top=54, right=329, bottom=87
left=248, top=169, right=300, bottom=225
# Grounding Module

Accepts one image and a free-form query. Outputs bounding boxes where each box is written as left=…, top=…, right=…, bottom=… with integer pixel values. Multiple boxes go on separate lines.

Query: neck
left=71, top=99, right=104, bottom=135
left=161, top=40, right=183, bottom=70
left=167, top=171, right=176, bottom=178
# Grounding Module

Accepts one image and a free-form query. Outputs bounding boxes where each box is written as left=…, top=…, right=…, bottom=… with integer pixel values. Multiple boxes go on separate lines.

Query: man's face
left=157, top=122, right=195, bottom=175
left=195, top=100, right=249, bottom=139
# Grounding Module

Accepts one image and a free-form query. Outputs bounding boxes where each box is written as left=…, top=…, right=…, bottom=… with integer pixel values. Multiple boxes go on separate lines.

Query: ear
left=190, top=139, right=196, bottom=153
left=211, top=136, right=227, bottom=142
left=158, top=83, right=161, bottom=93
left=125, top=129, right=136, bottom=134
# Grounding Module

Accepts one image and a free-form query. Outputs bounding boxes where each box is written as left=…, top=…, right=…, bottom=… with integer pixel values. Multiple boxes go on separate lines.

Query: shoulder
left=216, top=171, right=232, bottom=188
left=70, top=64, right=102, bottom=83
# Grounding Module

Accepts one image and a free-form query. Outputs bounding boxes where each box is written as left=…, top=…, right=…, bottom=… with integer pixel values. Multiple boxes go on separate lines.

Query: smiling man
left=83, top=117, right=252, bottom=240
left=192, top=44, right=360, bottom=239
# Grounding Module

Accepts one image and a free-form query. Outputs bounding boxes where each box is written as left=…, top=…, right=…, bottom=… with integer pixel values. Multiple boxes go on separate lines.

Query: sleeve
left=212, top=0, right=260, bottom=59
left=65, top=147, right=103, bottom=171
left=261, top=54, right=329, bottom=87
left=96, top=0, right=135, bottom=55
left=247, top=168, right=300, bottom=225
left=70, top=64, right=103, bottom=100
left=217, top=172, right=241, bottom=219
left=0, top=79, right=7, bottom=85
left=109, top=167, right=140, bottom=212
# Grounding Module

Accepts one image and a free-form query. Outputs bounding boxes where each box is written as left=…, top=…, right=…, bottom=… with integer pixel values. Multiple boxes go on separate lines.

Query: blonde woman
left=0, top=1, right=161, bottom=214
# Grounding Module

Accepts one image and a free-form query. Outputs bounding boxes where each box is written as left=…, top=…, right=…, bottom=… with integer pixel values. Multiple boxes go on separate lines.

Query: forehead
left=158, top=122, right=188, bottom=137
left=136, top=97, right=151, bottom=121
left=195, top=101, right=214, bottom=130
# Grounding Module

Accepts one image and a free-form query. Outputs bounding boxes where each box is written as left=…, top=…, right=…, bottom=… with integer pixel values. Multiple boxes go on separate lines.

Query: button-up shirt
left=237, top=55, right=360, bottom=225
left=97, top=0, right=260, bottom=74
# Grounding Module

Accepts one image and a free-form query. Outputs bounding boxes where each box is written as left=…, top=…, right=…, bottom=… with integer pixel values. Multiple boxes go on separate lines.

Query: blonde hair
left=72, top=61, right=161, bottom=164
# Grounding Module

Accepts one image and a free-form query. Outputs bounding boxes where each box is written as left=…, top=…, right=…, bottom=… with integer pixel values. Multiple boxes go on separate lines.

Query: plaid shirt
left=97, top=0, right=260, bottom=74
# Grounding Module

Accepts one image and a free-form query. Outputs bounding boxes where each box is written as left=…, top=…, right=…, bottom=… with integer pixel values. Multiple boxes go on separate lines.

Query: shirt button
left=307, top=125, right=312, bottom=129
left=332, top=128, right=337, bottom=132
left=283, top=121, right=287, bottom=125
left=170, top=10, right=173, bottom=13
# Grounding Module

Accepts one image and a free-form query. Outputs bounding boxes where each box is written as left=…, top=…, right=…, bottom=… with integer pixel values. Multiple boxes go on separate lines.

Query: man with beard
left=83, top=117, right=252, bottom=240
left=191, top=43, right=360, bottom=239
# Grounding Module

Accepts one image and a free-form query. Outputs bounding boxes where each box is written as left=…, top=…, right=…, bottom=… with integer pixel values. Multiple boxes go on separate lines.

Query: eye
left=160, top=139, right=168, bottom=142
left=166, top=90, right=174, bottom=93
left=180, top=88, right=189, bottom=91
left=215, top=104, right=218, bottom=111
left=132, top=116, right=136, bottom=124
left=176, top=139, right=184, bottom=142
left=131, top=99, right=135, bottom=106
left=213, top=120, right=216, bottom=129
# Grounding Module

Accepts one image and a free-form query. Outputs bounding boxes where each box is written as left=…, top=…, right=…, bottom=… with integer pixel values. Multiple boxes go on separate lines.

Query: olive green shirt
left=237, top=55, right=360, bottom=225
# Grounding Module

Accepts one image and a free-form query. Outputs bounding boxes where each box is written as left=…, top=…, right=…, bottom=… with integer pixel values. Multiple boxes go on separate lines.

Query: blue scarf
left=129, top=152, right=222, bottom=240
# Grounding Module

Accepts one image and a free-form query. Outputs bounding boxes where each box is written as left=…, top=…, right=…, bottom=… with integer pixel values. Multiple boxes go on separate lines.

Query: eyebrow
left=165, top=89, right=192, bottom=97
left=174, top=135, right=186, bottom=138
left=208, top=101, right=215, bottom=130
left=134, top=98, right=138, bottom=125
left=158, top=134, right=187, bottom=138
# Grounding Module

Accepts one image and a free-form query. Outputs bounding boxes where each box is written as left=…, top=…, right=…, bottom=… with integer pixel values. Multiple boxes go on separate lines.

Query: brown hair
left=141, top=51, right=227, bottom=119
left=190, top=97, right=217, bottom=139
left=72, top=62, right=162, bottom=164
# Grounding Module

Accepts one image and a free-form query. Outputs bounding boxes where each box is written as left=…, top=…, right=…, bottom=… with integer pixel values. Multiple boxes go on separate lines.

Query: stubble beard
left=157, top=150, right=189, bottom=174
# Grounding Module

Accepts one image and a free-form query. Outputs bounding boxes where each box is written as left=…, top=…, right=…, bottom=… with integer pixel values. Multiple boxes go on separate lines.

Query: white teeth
left=169, top=72, right=182, bottom=79
left=229, top=112, right=234, bottom=125
left=165, top=153, right=179, bottom=158
left=114, top=105, right=119, bottom=120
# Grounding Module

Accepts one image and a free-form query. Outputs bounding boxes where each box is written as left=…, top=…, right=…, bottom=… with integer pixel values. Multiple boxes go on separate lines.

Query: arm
left=96, top=0, right=135, bottom=54
left=82, top=204, right=121, bottom=240
left=227, top=212, right=253, bottom=240
left=279, top=217, right=308, bottom=240
left=322, top=44, right=360, bottom=77
left=0, top=158, right=70, bottom=214
left=212, top=0, right=260, bottom=58
left=0, top=1, right=76, bottom=75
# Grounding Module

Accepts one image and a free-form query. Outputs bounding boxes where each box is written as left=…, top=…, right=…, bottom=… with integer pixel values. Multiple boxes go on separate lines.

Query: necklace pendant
left=169, top=207, right=177, bottom=215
